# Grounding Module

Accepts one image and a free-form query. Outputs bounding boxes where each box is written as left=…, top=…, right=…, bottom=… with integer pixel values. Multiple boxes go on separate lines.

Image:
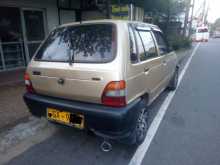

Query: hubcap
left=136, top=108, right=148, bottom=140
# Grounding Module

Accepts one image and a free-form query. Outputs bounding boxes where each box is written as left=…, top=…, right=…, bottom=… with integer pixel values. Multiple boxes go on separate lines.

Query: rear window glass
left=198, top=29, right=208, bottom=33
left=34, top=24, right=116, bottom=63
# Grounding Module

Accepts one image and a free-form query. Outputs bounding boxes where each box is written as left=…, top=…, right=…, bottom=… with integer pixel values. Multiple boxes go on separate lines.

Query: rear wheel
left=135, top=107, right=149, bottom=145
left=125, top=105, right=149, bottom=146
left=168, top=68, right=179, bottom=91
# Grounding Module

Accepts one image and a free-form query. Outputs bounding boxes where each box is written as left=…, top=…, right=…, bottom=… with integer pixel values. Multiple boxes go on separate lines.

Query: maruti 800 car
left=23, top=20, right=178, bottom=146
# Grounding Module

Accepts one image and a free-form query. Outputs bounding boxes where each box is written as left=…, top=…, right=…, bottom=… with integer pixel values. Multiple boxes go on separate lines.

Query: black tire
left=126, top=105, right=149, bottom=146
left=168, top=67, right=179, bottom=91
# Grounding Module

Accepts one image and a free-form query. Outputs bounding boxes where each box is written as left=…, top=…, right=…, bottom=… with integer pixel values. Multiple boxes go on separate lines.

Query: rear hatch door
left=28, top=23, right=119, bottom=104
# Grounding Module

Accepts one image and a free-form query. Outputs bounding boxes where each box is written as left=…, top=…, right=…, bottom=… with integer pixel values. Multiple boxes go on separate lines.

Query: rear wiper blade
left=67, top=28, right=74, bottom=66
left=67, top=41, right=74, bottom=66
left=68, top=43, right=72, bottom=66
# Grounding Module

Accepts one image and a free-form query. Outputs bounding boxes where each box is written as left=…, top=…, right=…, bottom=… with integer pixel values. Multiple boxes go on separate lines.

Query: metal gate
left=0, top=6, right=46, bottom=71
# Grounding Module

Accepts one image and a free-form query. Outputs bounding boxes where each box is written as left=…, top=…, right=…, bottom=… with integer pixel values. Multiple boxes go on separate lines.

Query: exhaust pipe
left=100, top=139, right=112, bottom=152
left=90, top=129, right=113, bottom=152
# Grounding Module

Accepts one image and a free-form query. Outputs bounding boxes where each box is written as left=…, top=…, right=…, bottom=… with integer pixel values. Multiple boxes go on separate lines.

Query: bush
left=168, top=35, right=192, bottom=50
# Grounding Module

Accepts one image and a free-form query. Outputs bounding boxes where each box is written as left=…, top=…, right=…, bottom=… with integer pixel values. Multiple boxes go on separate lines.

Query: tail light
left=102, top=80, right=126, bottom=107
left=24, top=73, right=35, bottom=93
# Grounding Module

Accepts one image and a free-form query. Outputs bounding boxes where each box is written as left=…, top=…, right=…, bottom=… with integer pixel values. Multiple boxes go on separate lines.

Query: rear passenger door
left=137, top=29, right=167, bottom=99
left=153, top=30, right=177, bottom=81
left=126, top=25, right=166, bottom=103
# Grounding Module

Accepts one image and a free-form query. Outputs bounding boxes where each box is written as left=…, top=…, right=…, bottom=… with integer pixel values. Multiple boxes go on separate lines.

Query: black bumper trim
left=23, top=93, right=142, bottom=140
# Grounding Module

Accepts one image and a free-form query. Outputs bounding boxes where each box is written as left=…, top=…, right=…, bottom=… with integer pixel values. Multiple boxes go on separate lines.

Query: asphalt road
left=5, top=38, right=220, bottom=165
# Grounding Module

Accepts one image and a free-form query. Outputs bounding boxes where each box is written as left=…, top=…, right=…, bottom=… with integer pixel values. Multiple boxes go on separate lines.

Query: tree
left=144, top=0, right=186, bottom=33
left=213, top=18, right=220, bottom=29
left=111, top=0, right=144, bottom=7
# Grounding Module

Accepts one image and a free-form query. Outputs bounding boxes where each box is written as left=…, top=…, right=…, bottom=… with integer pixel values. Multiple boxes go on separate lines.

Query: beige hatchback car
left=24, top=20, right=178, bottom=146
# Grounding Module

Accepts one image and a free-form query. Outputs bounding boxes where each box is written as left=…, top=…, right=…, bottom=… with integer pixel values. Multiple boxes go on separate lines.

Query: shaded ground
left=0, top=82, right=30, bottom=131
left=0, top=69, right=25, bottom=85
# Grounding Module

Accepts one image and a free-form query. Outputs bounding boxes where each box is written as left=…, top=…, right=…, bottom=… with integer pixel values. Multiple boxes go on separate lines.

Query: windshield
left=34, top=24, right=116, bottom=63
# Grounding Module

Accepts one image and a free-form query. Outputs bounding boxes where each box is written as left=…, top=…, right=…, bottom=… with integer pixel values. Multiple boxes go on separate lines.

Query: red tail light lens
left=102, top=80, right=126, bottom=107
left=24, top=73, right=35, bottom=93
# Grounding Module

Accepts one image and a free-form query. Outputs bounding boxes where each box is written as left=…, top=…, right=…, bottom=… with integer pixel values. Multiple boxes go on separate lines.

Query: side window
left=128, top=26, right=138, bottom=64
left=153, top=31, right=169, bottom=55
left=134, top=30, right=145, bottom=62
left=138, top=31, right=158, bottom=61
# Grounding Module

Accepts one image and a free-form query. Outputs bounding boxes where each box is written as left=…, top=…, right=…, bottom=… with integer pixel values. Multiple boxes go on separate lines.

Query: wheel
left=168, top=67, right=179, bottom=91
left=134, top=107, right=149, bottom=145
left=125, top=106, right=149, bottom=146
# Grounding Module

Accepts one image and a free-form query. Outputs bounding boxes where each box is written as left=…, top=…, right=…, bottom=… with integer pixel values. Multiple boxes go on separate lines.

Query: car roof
left=58, top=19, right=161, bottom=31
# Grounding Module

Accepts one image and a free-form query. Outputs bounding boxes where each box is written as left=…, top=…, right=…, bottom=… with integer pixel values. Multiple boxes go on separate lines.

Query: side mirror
left=168, top=46, right=173, bottom=52
left=130, top=53, right=138, bottom=63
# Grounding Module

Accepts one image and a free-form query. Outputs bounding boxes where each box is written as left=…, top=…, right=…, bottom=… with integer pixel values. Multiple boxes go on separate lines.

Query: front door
left=22, top=9, right=46, bottom=60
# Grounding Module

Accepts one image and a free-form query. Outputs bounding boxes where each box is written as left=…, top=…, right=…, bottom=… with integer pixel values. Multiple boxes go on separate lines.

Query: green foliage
left=111, top=0, right=144, bottom=7
left=211, top=18, right=220, bottom=31
left=144, top=0, right=189, bottom=49
left=144, top=0, right=186, bottom=17
left=168, top=35, right=192, bottom=50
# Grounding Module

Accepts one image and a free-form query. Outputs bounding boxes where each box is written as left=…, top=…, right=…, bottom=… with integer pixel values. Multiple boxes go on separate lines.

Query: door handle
left=162, top=60, right=167, bottom=65
left=33, top=71, right=41, bottom=75
left=144, top=68, right=150, bottom=73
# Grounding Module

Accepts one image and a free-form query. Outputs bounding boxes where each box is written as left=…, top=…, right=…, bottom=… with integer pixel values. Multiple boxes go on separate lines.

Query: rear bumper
left=23, top=93, right=142, bottom=141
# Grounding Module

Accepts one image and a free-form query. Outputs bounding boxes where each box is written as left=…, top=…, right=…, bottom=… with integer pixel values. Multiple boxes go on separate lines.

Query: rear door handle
left=162, top=60, right=167, bottom=65
left=144, top=68, right=150, bottom=73
left=33, top=71, right=41, bottom=76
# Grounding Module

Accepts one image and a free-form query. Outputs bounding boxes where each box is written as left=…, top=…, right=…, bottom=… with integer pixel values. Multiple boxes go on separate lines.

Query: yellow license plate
left=47, top=108, right=84, bottom=129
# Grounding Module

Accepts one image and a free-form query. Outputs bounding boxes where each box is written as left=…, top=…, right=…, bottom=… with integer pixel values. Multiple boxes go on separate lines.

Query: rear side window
left=138, top=31, right=157, bottom=61
left=153, top=31, right=169, bottom=55
left=128, top=25, right=138, bottom=64
left=35, top=24, right=116, bottom=63
left=134, top=30, right=145, bottom=61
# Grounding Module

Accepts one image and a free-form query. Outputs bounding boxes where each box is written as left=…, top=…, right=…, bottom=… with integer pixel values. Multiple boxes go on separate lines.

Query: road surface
left=4, top=39, right=220, bottom=165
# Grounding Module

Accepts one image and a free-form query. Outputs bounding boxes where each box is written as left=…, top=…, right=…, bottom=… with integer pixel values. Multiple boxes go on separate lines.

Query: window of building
left=138, top=31, right=157, bottom=61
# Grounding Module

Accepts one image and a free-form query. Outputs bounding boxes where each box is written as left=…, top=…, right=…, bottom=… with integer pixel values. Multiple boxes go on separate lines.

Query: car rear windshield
left=34, top=24, right=116, bottom=63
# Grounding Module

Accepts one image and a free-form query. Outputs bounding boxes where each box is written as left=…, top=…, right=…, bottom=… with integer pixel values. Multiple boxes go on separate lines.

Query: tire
left=126, top=105, right=149, bottom=146
left=168, top=67, right=179, bottom=91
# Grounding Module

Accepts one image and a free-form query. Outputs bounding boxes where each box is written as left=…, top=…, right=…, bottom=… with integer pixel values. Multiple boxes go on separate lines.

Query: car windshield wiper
left=67, top=38, right=74, bottom=66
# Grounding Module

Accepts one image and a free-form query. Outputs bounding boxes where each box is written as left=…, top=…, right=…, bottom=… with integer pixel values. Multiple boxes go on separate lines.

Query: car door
left=126, top=24, right=166, bottom=104
left=152, top=30, right=177, bottom=84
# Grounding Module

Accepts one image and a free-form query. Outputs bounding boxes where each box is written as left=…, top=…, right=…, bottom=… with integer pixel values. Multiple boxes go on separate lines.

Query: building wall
left=82, top=11, right=106, bottom=21
left=134, top=6, right=144, bottom=21
left=0, top=0, right=59, bottom=32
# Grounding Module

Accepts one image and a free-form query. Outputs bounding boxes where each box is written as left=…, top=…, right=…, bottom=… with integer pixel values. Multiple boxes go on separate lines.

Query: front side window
left=35, top=24, right=116, bottom=63
left=138, top=31, right=157, bottom=61
left=153, top=31, right=169, bottom=55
